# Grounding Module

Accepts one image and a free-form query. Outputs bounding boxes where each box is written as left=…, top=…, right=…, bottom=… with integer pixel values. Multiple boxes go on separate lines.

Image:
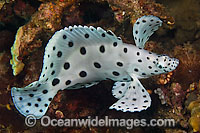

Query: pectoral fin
left=110, top=75, right=151, bottom=112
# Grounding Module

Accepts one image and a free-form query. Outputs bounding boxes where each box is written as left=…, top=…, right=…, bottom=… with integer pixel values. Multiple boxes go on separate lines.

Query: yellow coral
left=10, top=27, right=25, bottom=76
left=187, top=99, right=200, bottom=132
left=189, top=112, right=200, bottom=132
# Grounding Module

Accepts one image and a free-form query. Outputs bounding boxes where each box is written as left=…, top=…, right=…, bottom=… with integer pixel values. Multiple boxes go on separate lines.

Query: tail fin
left=11, top=81, right=57, bottom=119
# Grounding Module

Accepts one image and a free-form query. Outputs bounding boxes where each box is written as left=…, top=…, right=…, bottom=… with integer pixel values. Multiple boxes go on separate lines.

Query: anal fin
left=112, top=81, right=130, bottom=99
left=109, top=75, right=151, bottom=112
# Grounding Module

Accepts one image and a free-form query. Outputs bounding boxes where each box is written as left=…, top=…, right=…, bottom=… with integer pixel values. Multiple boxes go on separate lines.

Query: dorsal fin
left=133, top=15, right=162, bottom=48
left=39, top=26, right=123, bottom=81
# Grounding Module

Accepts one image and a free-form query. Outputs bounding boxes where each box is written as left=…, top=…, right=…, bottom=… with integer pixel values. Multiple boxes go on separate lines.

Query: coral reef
left=98, top=0, right=174, bottom=25
left=0, top=30, right=15, bottom=52
left=0, top=0, right=200, bottom=132
left=154, top=82, right=186, bottom=113
left=170, top=83, right=186, bottom=112
left=157, top=0, right=200, bottom=44
left=187, top=99, right=200, bottom=132
left=173, top=42, right=200, bottom=89
left=10, top=0, right=75, bottom=76
left=10, top=0, right=173, bottom=76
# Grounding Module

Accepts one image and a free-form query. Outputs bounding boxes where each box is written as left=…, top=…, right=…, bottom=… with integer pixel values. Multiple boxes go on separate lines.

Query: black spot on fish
left=112, top=71, right=120, bottom=76
left=116, top=62, right=123, bottom=67
left=123, top=48, right=128, bottom=53
left=52, top=78, right=60, bottom=86
left=102, top=33, right=105, bottom=37
left=57, top=51, right=62, bottom=57
left=85, top=33, right=89, bottom=38
left=64, top=62, right=70, bottom=70
left=80, top=47, right=86, bottom=55
left=50, top=63, right=53, bottom=68
left=35, top=104, right=39, bottom=107
left=63, top=35, right=67, bottom=39
left=42, top=90, right=48, bottom=94
left=113, top=42, right=117, bottom=47
left=79, top=71, right=87, bottom=77
left=94, top=62, right=101, bottom=68
left=132, top=98, right=136, bottom=101
left=27, top=103, right=31, bottom=106
left=123, top=78, right=128, bottom=81
left=117, top=37, right=121, bottom=40
left=65, top=80, right=71, bottom=85
left=29, top=94, right=34, bottom=97
left=107, top=31, right=113, bottom=36
left=48, top=98, right=52, bottom=101
left=134, top=68, right=139, bottom=72
left=148, top=66, right=152, bottom=69
left=142, top=20, right=146, bottom=23
left=99, top=45, right=105, bottom=53
left=37, top=98, right=41, bottom=102
left=68, top=41, right=73, bottom=47
left=51, top=70, right=55, bottom=75
left=142, top=73, right=146, bottom=76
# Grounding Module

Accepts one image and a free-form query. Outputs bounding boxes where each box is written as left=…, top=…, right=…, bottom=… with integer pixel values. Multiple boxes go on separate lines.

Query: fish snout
left=174, top=58, right=179, bottom=67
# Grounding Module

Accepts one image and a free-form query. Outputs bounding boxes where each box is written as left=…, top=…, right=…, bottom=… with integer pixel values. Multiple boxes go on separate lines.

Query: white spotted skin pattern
left=40, top=28, right=178, bottom=87
left=11, top=16, right=179, bottom=119
left=39, top=29, right=177, bottom=90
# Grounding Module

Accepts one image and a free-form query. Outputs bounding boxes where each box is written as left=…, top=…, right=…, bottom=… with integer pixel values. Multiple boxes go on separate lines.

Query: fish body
left=11, top=16, right=179, bottom=119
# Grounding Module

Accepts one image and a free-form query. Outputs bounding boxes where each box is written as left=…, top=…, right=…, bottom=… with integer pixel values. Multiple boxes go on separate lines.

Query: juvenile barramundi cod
left=11, top=15, right=179, bottom=119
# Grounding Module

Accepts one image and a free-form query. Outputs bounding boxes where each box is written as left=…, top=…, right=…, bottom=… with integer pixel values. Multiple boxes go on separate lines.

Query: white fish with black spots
left=11, top=15, right=179, bottom=119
